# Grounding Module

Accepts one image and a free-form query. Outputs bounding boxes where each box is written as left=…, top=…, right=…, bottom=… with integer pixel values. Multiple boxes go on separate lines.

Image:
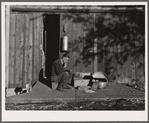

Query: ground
left=6, top=98, right=145, bottom=110
left=5, top=81, right=145, bottom=110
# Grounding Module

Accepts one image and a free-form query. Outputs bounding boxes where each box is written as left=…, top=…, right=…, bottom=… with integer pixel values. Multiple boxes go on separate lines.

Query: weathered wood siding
left=7, top=8, right=145, bottom=88
left=8, top=13, right=43, bottom=88
left=60, top=13, right=145, bottom=86
left=60, top=14, right=96, bottom=73
left=60, top=14, right=108, bottom=73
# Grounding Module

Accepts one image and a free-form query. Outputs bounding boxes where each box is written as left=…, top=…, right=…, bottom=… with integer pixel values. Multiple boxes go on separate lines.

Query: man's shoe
left=63, top=84, right=74, bottom=89
left=57, top=87, right=65, bottom=92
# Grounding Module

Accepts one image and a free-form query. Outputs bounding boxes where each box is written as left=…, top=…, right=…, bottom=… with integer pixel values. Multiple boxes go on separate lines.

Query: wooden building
left=5, top=5, right=145, bottom=88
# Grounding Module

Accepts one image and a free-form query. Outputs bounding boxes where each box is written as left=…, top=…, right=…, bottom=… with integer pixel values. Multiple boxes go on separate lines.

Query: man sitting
left=51, top=53, right=74, bottom=92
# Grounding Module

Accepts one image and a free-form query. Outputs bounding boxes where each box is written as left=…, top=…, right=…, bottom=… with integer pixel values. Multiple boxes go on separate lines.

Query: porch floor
left=5, top=81, right=145, bottom=104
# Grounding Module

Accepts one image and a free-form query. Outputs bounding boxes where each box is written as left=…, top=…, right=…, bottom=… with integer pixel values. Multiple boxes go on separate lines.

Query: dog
left=14, top=87, right=23, bottom=95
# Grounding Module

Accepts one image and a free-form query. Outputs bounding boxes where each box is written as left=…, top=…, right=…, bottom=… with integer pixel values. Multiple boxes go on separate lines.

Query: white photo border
left=2, top=2, right=148, bottom=122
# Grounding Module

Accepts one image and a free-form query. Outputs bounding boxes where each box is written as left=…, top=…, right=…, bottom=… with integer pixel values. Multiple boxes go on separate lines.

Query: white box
left=74, top=79, right=90, bottom=87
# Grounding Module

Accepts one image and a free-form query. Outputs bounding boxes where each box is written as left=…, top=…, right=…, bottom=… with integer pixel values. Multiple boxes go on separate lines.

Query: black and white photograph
left=2, top=1, right=148, bottom=122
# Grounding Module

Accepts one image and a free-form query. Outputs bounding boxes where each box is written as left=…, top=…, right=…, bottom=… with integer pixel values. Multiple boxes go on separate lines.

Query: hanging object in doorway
left=61, top=23, right=68, bottom=51
left=62, top=34, right=68, bottom=51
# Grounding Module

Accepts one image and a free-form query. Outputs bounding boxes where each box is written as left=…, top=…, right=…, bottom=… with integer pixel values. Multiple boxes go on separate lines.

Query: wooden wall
left=8, top=13, right=43, bottom=88
left=7, top=10, right=145, bottom=88
left=60, top=14, right=105, bottom=73
left=60, top=14, right=94, bottom=73
left=60, top=13, right=145, bottom=85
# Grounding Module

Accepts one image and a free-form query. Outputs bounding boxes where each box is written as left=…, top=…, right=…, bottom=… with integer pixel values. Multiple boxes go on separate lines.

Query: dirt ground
left=5, top=81, right=145, bottom=110
left=6, top=98, right=145, bottom=110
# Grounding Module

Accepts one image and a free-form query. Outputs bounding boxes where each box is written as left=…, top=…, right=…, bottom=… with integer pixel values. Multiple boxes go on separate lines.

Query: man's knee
left=62, top=71, right=69, bottom=78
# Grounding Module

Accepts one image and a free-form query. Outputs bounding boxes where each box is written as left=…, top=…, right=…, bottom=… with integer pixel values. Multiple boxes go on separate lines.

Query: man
left=51, top=53, right=74, bottom=92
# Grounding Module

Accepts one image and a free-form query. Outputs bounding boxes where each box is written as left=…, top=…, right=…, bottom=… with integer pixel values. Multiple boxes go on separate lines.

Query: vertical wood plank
left=70, top=15, right=77, bottom=72
left=68, top=15, right=76, bottom=72
left=15, top=14, right=24, bottom=87
left=85, top=14, right=94, bottom=73
left=33, top=14, right=38, bottom=83
left=28, top=14, right=33, bottom=85
left=23, top=14, right=29, bottom=87
left=5, top=5, right=10, bottom=88
left=20, top=14, right=25, bottom=87
left=36, top=14, right=41, bottom=82
left=82, top=14, right=86, bottom=72
left=33, top=14, right=37, bottom=83
left=32, top=14, right=35, bottom=84
left=40, top=14, right=44, bottom=73
left=72, top=21, right=78, bottom=72
left=76, top=15, right=81, bottom=72
left=14, top=14, right=21, bottom=87
left=38, top=14, right=43, bottom=80
left=13, top=14, right=17, bottom=87
left=94, top=14, right=98, bottom=72
left=78, top=15, right=85, bottom=72
left=79, top=15, right=84, bottom=72
left=21, top=14, right=26, bottom=87
left=40, top=14, right=43, bottom=78
left=38, top=14, right=41, bottom=81
left=9, top=14, right=15, bottom=88
left=59, top=14, right=62, bottom=54
left=33, top=13, right=40, bottom=83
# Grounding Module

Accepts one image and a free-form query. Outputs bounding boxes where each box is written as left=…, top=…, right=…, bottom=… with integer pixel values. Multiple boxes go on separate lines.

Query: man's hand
left=65, top=69, right=72, bottom=73
left=63, top=63, right=67, bottom=68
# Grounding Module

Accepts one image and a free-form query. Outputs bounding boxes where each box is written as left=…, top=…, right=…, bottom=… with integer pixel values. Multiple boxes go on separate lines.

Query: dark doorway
left=43, top=14, right=60, bottom=79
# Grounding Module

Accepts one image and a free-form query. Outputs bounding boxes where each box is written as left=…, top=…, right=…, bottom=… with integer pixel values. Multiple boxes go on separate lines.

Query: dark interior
left=39, top=14, right=60, bottom=87
left=43, top=14, right=60, bottom=78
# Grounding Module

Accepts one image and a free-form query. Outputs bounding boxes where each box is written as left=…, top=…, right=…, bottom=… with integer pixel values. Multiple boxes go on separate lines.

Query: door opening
left=43, top=14, right=60, bottom=79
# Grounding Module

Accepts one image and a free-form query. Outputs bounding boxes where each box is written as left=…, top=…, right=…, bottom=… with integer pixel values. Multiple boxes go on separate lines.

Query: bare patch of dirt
left=5, top=99, right=145, bottom=110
